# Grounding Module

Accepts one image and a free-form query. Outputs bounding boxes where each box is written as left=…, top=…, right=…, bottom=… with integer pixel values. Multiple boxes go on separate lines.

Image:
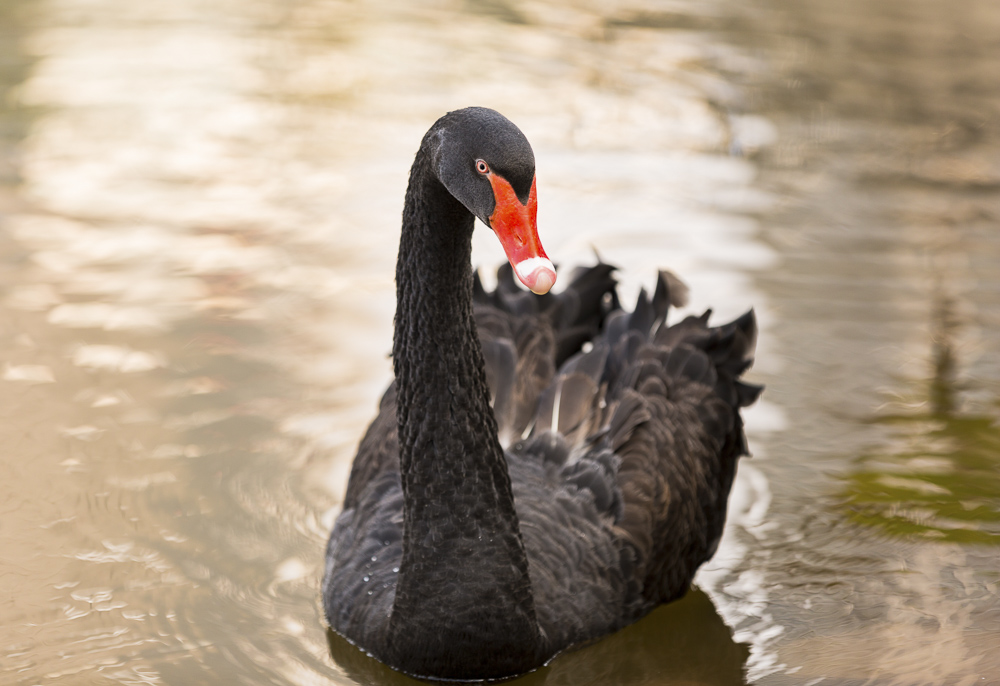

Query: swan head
left=427, top=107, right=556, bottom=295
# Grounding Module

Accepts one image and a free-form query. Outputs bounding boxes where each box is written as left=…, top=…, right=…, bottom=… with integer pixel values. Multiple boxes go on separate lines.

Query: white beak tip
left=514, top=257, right=556, bottom=295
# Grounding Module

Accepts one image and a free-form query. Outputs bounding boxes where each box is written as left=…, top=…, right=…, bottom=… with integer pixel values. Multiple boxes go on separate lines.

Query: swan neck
left=387, top=148, right=541, bottom=678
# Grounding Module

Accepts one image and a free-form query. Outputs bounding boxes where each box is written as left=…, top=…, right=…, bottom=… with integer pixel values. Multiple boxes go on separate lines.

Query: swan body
left=322, top=107, right=761, bottom=681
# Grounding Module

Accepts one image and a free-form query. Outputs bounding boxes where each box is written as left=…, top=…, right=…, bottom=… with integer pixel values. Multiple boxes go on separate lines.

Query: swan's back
left=323, top=261, right=760, bottom=662
left=474, top=262, right=759, bottom=652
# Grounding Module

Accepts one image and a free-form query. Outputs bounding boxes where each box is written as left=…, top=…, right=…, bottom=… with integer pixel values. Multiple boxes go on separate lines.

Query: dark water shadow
left=327, top=588, right=748, bottom=686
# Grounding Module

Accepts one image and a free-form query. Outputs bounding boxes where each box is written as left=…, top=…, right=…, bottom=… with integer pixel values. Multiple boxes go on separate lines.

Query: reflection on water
left=0, top=0, right=998, bottom=684
left=845, top=295, right=1000, bottom=545
left=328, top=589, right=748, bottom=686
left=716, top=0, right=1000, bottom=681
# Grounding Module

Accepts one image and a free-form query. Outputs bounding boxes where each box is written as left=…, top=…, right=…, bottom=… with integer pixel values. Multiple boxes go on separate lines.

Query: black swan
left=322, top=107, right=761, bottom=681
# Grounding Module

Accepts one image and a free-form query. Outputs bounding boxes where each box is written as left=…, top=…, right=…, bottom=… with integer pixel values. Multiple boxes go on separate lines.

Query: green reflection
left=843, top=296, right=1000, bottom=545
left=0, top=0, right=36, bottom=188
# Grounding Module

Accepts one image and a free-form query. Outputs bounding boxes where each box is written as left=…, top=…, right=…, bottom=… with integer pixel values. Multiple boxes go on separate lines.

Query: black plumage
left=321, top=107, right=761, bottom=681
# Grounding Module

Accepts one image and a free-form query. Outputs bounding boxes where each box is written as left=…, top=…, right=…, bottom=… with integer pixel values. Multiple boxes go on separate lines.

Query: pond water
left=1, top=0, right=997, bottom=684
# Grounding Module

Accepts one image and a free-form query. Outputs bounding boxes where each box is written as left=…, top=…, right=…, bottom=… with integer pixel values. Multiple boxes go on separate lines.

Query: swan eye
left=476, top=160, right=490, bottom=175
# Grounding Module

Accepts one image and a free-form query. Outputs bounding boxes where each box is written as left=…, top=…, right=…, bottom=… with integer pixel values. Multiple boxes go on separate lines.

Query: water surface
left=0, top=0, right=997, bottom=684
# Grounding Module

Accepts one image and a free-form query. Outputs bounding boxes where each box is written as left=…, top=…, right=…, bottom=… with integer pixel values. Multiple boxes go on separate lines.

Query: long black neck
left=385, top=147, right=541, bottom=679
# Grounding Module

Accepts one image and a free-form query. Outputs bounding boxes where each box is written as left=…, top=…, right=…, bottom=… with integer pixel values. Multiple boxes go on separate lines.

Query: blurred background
left=1, top=0, right=998, bottom=684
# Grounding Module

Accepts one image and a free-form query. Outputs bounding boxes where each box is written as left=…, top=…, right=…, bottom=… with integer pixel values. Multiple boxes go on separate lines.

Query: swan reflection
left=327, top=588, right=748, bottom=686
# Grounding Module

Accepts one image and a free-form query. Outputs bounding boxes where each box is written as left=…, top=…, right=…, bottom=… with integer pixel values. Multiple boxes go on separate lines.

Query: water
left=1, top=0, right=997, bottom=684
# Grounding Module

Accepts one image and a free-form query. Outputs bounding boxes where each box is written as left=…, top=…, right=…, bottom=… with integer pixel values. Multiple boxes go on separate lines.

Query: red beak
left=487, top=175, right=556, bottom=295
